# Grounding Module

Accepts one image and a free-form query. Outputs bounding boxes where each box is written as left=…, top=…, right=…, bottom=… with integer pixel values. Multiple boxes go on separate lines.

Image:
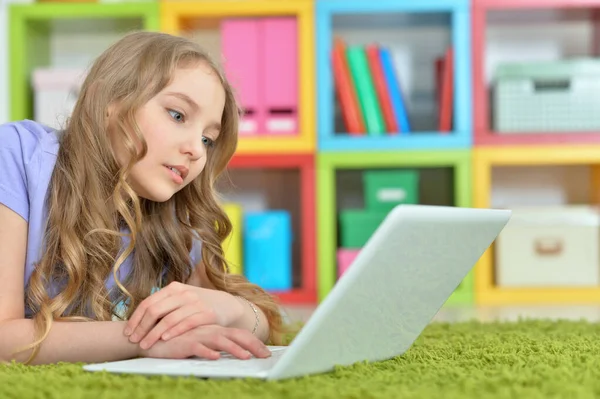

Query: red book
left=366, top=44, right=398, bottom=134
left=439, top=47, right=454, bottom=133
left=332, top=38, right=365, bottom=134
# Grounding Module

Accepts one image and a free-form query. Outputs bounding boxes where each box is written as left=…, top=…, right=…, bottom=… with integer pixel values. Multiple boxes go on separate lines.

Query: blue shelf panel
left=316, top=0, right=472, bottom=152
left=317, top=0, right=469, bottom=14
left=319, top=132, right=471, bottom=151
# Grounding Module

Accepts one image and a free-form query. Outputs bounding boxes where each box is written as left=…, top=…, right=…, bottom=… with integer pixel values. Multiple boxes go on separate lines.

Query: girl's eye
left=168, top=109, right=184, bottom=123
left=202, top=136, right=214, bottom=147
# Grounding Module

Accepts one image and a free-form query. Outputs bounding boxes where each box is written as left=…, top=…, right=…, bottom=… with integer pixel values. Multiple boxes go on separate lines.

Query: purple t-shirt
left=0, top=120, right=202, bottom=316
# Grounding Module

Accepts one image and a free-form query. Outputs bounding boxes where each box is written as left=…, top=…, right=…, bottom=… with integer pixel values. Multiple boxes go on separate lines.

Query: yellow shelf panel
left=161, top=0, right=311, bottom=19
left=474, top=144, right=600, bottom=165
left=477, top=285, right=600, bottom=305
left=160, top=0, right=315, bottom=156
left=236, top=134, right=313, bottom=154
left=473, top=145, right=600, bottom=305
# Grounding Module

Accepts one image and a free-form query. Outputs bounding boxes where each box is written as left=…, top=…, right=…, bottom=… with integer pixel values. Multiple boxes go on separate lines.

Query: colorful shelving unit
left=314, top=0, right=474, bottom=306
left=159, top=0, right=317, bottom=304
left=7, top=0, right=600, bottom=307
left=471, top=0, right=600, bottom=305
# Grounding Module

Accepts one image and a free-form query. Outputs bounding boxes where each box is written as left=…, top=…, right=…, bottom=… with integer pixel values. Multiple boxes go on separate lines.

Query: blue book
left=379, top=47, right=411, bottom=134
left=243, top=211, right=292, bottom=291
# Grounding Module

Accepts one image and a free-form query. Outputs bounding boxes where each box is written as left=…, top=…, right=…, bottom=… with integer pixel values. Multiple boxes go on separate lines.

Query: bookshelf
left=6, top=0, right=600, bottom=307
left=317, top=150, right=472, bottom=304
left=316, top=0, right=471, bottom=151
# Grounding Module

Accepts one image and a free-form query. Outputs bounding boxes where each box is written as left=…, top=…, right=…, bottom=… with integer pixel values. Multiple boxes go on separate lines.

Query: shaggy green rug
left=2, top=319, right=600, bottom=399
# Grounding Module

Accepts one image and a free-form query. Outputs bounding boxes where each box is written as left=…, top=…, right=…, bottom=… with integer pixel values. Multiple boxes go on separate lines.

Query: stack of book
left=332, top=37, right=454, bottom=136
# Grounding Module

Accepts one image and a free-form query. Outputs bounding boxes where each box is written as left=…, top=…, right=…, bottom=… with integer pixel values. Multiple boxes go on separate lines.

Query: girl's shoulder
left=0, top=120, right=59, bottom=222
left=0, top=119, right=59, bottom=157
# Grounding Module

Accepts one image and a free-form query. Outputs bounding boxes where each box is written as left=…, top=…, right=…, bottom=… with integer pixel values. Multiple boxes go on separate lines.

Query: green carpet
left=3, top=319, right=600, bottom=399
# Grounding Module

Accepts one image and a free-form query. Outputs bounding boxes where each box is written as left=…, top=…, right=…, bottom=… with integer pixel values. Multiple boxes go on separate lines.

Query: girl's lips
left=165, top=165, right=184, bottom=184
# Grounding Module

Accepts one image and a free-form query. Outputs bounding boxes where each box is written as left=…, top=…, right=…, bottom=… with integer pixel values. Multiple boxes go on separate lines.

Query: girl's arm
left=0, top=204, right=140, bottom=365
left=0, top=319, right=141, bottom=365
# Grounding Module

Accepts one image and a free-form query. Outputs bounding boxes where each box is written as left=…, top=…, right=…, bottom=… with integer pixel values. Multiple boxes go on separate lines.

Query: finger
left=224, top=328, right=271, bottom=359
left=161, top=309, right=217, bottom=342
left=205, top=334, right=252, bottom=360
left=125, top=289, right=172, bottom=336
left=190, top=342, right=221, bottom=360
left=139, top=305, right=210, bottom=350
left=129, top=295, right=186, bottom=343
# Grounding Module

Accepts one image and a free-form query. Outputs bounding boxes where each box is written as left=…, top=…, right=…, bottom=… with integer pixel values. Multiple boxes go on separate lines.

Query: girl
left=0, top=31, right=286, bottom=365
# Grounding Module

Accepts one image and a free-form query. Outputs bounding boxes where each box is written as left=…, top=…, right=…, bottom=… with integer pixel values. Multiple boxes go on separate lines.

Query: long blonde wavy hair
left=18, top=31, right=286, bottom=363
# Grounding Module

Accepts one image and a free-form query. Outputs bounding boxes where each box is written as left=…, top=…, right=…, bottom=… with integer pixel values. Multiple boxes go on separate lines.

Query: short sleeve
left=0, top=122, right=41, bottom=221
left=190, top=236, right=203, bottom=266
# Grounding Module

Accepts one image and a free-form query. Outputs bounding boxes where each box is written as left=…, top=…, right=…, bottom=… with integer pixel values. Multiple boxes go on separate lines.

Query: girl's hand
left=139, top=324, right=272, bottom=360
left=124, top=282, right=245, bottom=350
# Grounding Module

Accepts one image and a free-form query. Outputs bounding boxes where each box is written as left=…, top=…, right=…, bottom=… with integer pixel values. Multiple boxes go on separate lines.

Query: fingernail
left=162, top=333, right=170, bottom=340
left=124, top=328, right=131, bottom=336
left=140, top=341, right=148, bottom=350
left=130, top=333, right=138, bottom=342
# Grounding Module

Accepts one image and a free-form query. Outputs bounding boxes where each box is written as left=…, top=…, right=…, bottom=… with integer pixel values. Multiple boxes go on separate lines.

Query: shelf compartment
left=227, top=153, right=316, bottom=305
left=160, top=0, right=315, bottom=155
left=473, top=145, right=600, bottom=304
left=316, top=0, right=472, bottom=151
left=472, top=3, right=600, bottom=145
left=317, top=149, right=473, bottom=304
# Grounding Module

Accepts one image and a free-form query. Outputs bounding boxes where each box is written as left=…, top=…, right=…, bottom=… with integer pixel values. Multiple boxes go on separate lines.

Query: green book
left=346, top=46, right=385, bottom=135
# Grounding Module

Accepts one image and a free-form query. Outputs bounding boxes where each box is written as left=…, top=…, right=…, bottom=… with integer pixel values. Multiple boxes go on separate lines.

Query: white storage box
left=32, top=68, right=86, bottom=130
left=495, top=205, right=600, bottom=287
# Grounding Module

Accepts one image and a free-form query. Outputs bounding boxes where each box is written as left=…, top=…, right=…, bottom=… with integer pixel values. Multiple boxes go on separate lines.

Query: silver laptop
left=83, top=204, right=511, bottom=380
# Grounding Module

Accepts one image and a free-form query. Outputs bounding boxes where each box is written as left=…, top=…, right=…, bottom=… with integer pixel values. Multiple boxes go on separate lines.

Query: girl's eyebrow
left=207, top=122, right=222, bottom=132
left=165, top=92, right=200, bottom=111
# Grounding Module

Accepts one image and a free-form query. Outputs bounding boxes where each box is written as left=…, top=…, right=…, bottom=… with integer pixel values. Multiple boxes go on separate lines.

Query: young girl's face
left=112, top=61, right=225, bottom=202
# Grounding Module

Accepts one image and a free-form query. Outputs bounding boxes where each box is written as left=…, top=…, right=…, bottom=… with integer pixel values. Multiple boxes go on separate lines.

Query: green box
left=363, top=170, right=419, bottom=211
left=339, top=209, right=388, bottom=248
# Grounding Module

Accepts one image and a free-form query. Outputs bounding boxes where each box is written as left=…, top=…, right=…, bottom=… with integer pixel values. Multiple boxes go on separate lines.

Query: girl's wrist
left=234, top=295, right=260, bottom=335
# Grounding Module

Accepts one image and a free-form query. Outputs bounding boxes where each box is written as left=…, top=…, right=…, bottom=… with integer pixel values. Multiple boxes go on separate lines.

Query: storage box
left=243, top=210, right=292, bottom=291
left=32, top=68, right=86, bottom=129
left=493, top=59, right=600, bottom=132
left=337, top=248, right=360, bottom=278
left=339, top=209, right=388, bottom=248
left=363, top=170, right=419, bottom=211
left=495, top=205, right=600, bottom=287
left=222, top=203, right=243, bottom=275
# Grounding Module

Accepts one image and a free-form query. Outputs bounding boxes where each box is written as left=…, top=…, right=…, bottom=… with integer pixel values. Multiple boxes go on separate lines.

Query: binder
left=243, top=211, right=292, bottom=291
left=221, top=18, right=262, bottom=135
left=261, top=17, right=298, bottom=135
